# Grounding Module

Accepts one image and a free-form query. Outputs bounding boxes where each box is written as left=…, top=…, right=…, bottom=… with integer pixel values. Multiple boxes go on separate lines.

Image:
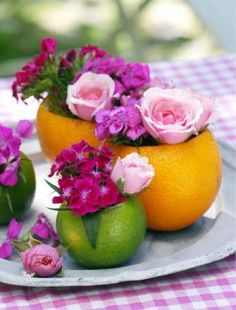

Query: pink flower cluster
left=0, top=214, right=58, bottom=260
left=12, top=38, right=58, bottom=100
left=12, top=37, right=217, bottom=145
left=49, top=140, right=125, bottom=216
left=0, top=120, right=33, bottom=186
left=67, top=53, right=152, bottom=143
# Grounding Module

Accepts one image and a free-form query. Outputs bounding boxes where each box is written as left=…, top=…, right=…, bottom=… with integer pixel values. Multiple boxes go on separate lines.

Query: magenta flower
left=69, top=177, right=101, bottom=216
left=0, top=218, right=22, bottom=259
left=0, top=240, right=12, bottom=259
left=41, top=37, right=58, bottom=54
left=80, top=45, right=107, bottom=58
left=49, top=141, right=126, bottom=216
left=120, top=62, right=150, bottom=89
left=99, top=179, right=125, bottom=207
left=66, top=49, right=77, bottom=62
left=31, top=213, right=58, bottom=241
left=7, top=219, right=23, bottom=239
left=83, top=56, right=126, bottom=75
left=22, top=244, right=62, bottom=277
left=34, top=52, right=48, bottom=67
left=95, top=103, right=146, bottom=142
left=0, top=121, right=33, bottom=187
left=16, top=120, right=33, bottom=139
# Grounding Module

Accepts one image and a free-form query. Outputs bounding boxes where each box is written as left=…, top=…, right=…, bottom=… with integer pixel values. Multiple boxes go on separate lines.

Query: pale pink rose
left=138, top=87, right=217, bottom=144
left=111, top=153, right=154, bottom=195
left=66, top=72, right=115, bottom=120
left=22, top=244, right=62, bottom=277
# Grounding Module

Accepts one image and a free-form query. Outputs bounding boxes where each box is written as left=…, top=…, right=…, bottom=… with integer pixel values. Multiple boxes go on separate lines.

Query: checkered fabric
left=0, top=54, right=235, bottom=309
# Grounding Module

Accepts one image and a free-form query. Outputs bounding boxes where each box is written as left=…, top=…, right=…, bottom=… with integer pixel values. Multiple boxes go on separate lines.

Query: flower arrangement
left=12, top=37, right=221, bottom=233
left=48, top=140, right=154, bottom=267
left=13, top=37, right=217, bottom=147
left=0, top=215, right=62, bottom=277
left=49, top=140, right=154, bottom=215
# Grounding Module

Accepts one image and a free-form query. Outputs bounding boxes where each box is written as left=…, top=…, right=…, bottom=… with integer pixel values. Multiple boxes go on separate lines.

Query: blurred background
left=0, top=0, right=235, bottom=77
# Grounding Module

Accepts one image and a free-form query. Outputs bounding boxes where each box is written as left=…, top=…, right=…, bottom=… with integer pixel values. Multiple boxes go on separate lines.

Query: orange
left=113, top=129, right=222, bottom=231
left=56, top=197, right=146, bottom=268
left=36, top=100, right=100, bottom=160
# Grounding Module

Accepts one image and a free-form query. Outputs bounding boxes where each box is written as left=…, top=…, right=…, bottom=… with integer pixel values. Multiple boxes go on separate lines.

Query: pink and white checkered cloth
left=0, top=54, right=235, bottom=309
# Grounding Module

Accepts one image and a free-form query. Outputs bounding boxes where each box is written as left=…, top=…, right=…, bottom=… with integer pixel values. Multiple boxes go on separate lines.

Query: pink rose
left=111, top=153, right=154, bottom=195
left=22, top=244, right=62, bottom=277
left=66, top=72, right=115, bottom=121
left=138, top=87, right=217, bottom=144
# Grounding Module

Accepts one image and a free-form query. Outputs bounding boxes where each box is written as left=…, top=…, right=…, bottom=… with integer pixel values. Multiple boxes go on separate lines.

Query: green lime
left=0, top=152, right=36, bottom=225
left=56, top=197, right=146, bottom=268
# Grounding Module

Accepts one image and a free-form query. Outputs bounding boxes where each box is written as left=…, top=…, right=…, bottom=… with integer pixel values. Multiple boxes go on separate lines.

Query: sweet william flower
left=22, top=244, right=62, bottom=277
left=16, top=120, right=33, bottom=139
left=31, top=213, right=59, bottom=242
left=111, top=153, right=154, bottom=195
left=40, top=37, right=57, bottom=54
left=66, top=49, right=77, bottom=62
left=83, top=56, right=126, bottom=75
left=66, top=72, right=115, bottom=121
left=0, top=240, right=12, bottom=259
left=7, top=219, right=23, bottom=239
left=138, top=87, right=218, bottom=144
left=0, top=219, right=22, bottom=259
left=99, top=179, right=125, bottom=207
left=120, top=62, right=150, bottom=89
left=80, top=45, right=107, bottom=58
left=69, top=177, right=101, bottom=216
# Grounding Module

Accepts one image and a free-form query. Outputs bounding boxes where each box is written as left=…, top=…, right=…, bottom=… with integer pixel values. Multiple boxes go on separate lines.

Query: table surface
left=0, top=54, right=235, bottom=310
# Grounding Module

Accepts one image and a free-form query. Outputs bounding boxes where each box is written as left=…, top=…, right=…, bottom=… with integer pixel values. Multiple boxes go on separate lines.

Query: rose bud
left=22, top=244, right=62, bottom=277
left=111, top=152, right=154, bottom=195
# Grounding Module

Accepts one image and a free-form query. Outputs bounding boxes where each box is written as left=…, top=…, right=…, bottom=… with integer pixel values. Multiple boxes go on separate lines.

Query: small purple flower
left=0, top=121, right=33, bottom=187
left=16, top=120, right=33, bottom=139
left=95, top=109, right=112, bottom=139
left=0, top=218, right=22, bottom=259
left=0, top=240, right=13, bottom=259
left=7, top=219, right=23, bottom=240
left=0, top=157, right=20, bottom=186
left=109, top=107, right=127, bottom=135
left=31, top=213, right=58, bottom=242
left=120, top=62, right=150, bottom=89
left=83, top=56, right=126, bottom=75
left=126, top=124, right=146, bottom=141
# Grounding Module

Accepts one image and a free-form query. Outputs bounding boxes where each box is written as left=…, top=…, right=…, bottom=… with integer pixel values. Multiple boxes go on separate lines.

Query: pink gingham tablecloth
left=0, top=54, right=236, bottom=309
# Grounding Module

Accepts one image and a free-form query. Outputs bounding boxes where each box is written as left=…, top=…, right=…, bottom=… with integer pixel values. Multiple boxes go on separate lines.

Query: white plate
left=0, top=142, right=235, bottom=287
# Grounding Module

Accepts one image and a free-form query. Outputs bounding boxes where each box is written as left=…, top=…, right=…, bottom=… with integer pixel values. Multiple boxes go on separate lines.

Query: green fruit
left=0, top=152, right=36, bottom=225
left=56, top=197, right=146, bottom=268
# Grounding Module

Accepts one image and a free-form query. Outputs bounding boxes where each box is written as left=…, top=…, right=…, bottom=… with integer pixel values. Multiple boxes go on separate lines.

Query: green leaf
left=116, top=177, right=126, bottom=195
left=47, top=207, right=70, bottom=211
left=29, top=236, right=42, bottom=248
left=5, top=192, right=14, bottom=213
left=19, top=170, right=27, bottom=184
left=45, top=180, right=61, bottom=194
left=11, top=240, right=30, bottom=252
left=82, top=212, right=101, bottom=249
